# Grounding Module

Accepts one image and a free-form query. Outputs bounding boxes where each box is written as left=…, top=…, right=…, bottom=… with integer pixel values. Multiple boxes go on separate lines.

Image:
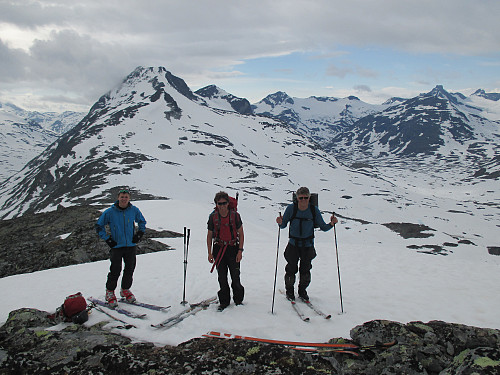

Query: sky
left=1, top=0, right=500, bottom=112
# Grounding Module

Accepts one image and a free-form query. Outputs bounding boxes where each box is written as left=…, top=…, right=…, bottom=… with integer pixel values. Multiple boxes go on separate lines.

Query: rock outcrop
left=1, top=308, right=499, bottom=374
left=0, top=205, right=181, bottom=278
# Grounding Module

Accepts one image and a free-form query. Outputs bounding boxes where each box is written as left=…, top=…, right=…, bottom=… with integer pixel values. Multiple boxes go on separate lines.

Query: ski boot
left=120, top=289, right=136, bottom=303
left=105, top=289, right=118, bottom=308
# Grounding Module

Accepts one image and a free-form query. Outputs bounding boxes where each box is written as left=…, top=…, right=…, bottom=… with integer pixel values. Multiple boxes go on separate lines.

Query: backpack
left=58, top=292, right=89, bottom=324
left=290, top=192, right=319, bottom=246
left=212, top=193, right=240, bottom=246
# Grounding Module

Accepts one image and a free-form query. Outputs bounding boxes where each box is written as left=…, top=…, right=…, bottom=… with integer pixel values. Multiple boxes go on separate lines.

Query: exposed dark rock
left=383, top=222, right=436, bottom=239
left=0, top=205, right=181, bottom=278
left=488, top=246, right=500, bottom=256
left=1, top=309, right=499, bottom=374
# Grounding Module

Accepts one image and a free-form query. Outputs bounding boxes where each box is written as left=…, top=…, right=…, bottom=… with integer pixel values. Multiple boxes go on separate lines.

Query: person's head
left=214, top=191, right=230, bottom=213
left=117, top=188, right=131, bottom=208
left=296, top=187, right=310, bottom=209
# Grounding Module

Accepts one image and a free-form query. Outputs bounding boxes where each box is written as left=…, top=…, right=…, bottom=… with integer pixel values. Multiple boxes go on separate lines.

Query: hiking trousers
left=284, top=243, right=317, bottom=292
left=106, top=246, right=137, bottom=291
left=213, top=244, right=244, bottom=305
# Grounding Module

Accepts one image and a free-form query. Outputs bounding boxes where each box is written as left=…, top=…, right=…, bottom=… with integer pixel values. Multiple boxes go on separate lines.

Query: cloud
left=0, top=39, right=28, bottom=81
left=325, top=64, right=352, bottom=78
left=0, top=0, right=499, bottom=110
left=353, top=85, right=372, bottom=93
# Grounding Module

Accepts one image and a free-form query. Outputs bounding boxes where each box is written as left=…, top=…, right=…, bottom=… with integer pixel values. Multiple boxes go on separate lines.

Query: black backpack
left=291, top=192, right=319, bottom=228
left=289, top=193, right=319, bottom=246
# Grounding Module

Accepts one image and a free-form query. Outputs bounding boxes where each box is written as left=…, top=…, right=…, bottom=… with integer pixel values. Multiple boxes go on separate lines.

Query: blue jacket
left=96, top=201, right=147, bottom=248
left=279, top=203, right=332, bottom=247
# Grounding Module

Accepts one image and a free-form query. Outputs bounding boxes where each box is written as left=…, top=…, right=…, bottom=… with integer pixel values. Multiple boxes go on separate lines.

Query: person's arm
left=315, top=206, right=336, bottom=231
left=236, top=225, right=244, bottom=262
left=135, top=207, right=147, bottom=233
left=277, top=205, right=292, bottom=229
left=95, top=210, right=110, bottom=240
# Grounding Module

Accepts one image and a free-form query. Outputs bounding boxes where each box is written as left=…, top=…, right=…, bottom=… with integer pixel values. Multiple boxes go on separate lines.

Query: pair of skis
left=151, top=296, right=217, bottom=329
left=89, top=295, right=217, bottom=330
left=279, top=290, right=331, bottom=321
left=202, top=331, right=397, bottom=356
left=88, top=296, right=169, bottom=320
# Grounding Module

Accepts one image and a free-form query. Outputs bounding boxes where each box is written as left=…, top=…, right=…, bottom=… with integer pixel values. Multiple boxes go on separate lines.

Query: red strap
left=210, top=245, right=228, bottom=273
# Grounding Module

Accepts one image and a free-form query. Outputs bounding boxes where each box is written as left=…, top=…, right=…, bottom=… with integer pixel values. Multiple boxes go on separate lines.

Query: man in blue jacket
left=276, top=187, right=338, bottom=301
left=96, top=188, right=147, bottom=307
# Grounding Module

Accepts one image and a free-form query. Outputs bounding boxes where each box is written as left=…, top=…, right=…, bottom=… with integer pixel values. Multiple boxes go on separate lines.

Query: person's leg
left=284, top=243, right=299, bottom=300
left=106, top=248, right=123, bottom=291
left=298, top=246, right=316, bottom=300
left=227, top=246, right=244, bottom=304
left=214, top=245, right=231, bottom=308
left=121, top=246, right=137, bottom=290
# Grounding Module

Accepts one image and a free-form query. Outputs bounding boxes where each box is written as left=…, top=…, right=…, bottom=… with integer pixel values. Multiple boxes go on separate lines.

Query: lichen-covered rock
left=1, top=310, right=500, bottom=374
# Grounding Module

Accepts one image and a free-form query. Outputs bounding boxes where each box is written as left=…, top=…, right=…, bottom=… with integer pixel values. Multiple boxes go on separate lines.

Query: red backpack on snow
left=59, top=292, right=89, bottom=324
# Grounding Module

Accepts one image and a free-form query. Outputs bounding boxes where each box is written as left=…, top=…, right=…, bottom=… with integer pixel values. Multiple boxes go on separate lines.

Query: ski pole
left=271, top=212, right=282, bottom=314
left=333, top=212, right=344, bottom=314
left=181, top=227, right=189, bottom=305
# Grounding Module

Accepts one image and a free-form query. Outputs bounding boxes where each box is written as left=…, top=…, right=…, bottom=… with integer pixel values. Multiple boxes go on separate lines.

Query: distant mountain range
left=0, top=103, right=85, bottom=181
left=198, top=85, right=500, bottom=180
left=0, top=66, right=498, bottom=219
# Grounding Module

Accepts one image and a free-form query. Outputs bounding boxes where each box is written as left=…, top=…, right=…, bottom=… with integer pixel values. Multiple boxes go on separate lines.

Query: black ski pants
left=214, top=244, right=244, bottom=306
left=284, top=243, right=316, bottom=292
left=106, top=246, right=137, bottom=291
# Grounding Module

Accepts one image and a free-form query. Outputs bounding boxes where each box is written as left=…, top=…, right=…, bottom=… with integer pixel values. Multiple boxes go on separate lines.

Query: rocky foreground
left=0, top=308, right=499, bottom=374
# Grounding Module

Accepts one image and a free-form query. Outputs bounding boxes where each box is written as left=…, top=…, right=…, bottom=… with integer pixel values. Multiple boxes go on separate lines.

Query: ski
left=279, top=290, right=309, bottom=322
left=119, top=298, right=170, bottom=312
left=299, top=297, right=332, bottom=319
left=202, top=331, right=357, bottom=349
left=88, top=297, right=147, bottom=319
left=91, top=305, right=137, bottom=329
left=151, top=296, right=217, bottom=329
left=291, top=346, right=360, bottom=356
left=203, top=331, right=396, bottom=354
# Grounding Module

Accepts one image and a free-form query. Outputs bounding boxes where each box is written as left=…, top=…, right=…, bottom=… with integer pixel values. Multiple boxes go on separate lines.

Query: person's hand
left=106, top=238, right=117, bottom=248
left=236, top=250, right=243, bottom=263
left=330, top=215, right=338, bottom=226
left=276, top=212, right=283, bottom=225
left=132, top=231, right=144, bottom=243
left=208, top=253, right=214, bottom=263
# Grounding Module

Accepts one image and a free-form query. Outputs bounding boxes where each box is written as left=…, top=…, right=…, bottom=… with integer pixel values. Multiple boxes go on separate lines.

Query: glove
left=105, top=238, right=117, bottom=248
left=132, top=231, right=144, bottom=244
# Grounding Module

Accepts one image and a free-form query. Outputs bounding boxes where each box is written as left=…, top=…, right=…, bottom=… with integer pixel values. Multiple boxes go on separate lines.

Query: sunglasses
left=298, top=196, right=310, bottom=200
left=119, top=189, right=130, bottom=194
left=217, top=201, right=228, bottom=206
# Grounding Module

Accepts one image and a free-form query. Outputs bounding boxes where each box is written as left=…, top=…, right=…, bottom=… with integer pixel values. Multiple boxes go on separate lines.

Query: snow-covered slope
left=0, top=198, right=499, bottom=348
left=0, top=67, right=340, bottom=219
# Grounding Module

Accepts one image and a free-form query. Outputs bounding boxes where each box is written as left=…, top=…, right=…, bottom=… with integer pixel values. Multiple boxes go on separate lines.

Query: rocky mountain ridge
left=326, top=85, right=500, bottom=180
left=2, top=68, right=498, bottom=188
left=0, top=66, right=341, bottom=219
